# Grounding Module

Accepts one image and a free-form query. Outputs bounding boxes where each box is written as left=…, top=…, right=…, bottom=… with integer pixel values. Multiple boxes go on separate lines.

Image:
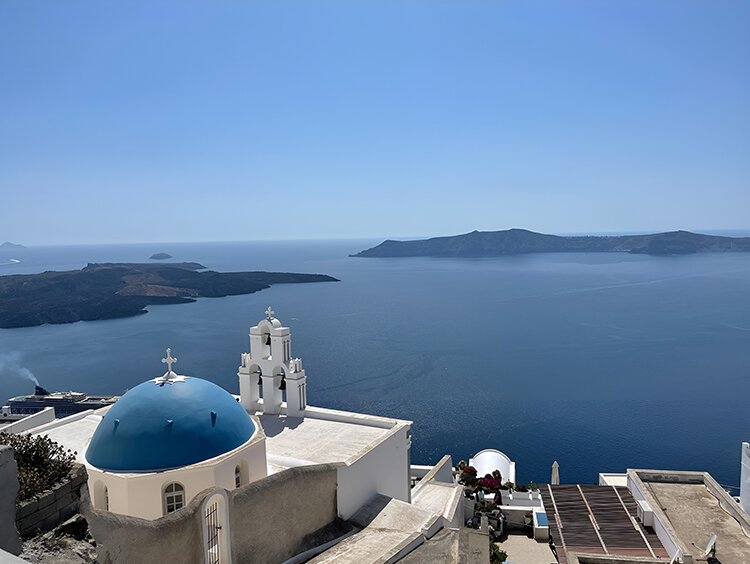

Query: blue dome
left=86, top=376, right=256, bottom=473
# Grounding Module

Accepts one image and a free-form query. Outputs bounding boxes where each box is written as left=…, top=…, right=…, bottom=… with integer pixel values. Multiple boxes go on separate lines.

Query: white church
left=31, top=308, right=464, bottom=563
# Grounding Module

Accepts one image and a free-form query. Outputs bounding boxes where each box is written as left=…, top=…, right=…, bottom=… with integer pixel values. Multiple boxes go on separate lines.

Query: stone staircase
left=310, top=484, right=462, bottom=564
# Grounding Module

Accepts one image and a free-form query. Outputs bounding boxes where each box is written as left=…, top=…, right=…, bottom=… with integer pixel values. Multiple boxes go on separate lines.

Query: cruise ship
left=1, top=386, right=119, bottom=422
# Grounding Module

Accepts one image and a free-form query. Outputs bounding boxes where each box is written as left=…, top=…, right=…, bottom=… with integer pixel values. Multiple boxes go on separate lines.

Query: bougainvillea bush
left=478, top=474, right=502, bottom=493
left=0, top=432, right=76, bottom=501
left=459, top=465, right=478, bottom=486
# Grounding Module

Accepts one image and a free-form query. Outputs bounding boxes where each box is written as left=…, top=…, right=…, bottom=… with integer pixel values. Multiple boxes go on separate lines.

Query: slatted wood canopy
left=542, top=484, right=670, bottom=562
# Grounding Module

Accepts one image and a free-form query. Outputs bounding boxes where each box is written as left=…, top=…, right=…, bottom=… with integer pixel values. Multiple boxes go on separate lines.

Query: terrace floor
left=494, top=534, right=556, bottom=564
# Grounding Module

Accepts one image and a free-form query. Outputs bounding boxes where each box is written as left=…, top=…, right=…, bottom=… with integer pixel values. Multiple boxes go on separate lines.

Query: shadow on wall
left=255, top=415, right=305, bottom=438
left=0, top=446, right=22, bottom=555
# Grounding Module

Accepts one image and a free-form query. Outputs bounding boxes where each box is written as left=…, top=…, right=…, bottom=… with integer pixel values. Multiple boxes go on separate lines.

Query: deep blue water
left=0, top=241, right=748, bottom=489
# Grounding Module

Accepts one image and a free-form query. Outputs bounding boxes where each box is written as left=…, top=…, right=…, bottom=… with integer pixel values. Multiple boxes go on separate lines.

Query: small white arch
left=469, top=449, right=516, bottom=484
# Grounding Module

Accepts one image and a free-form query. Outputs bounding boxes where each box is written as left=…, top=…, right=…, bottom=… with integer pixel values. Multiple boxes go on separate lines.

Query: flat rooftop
left=31, top=413, right=102, bottom=465
left=644, top=481, right=750, bottom=564
left=27, top=404, right=407, bottom=476
left=260, top=408, right=404, bottom=472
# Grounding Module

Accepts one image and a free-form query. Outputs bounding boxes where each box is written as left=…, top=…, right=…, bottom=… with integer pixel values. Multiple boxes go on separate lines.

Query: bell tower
left=238, top=307, right=307, bottom=417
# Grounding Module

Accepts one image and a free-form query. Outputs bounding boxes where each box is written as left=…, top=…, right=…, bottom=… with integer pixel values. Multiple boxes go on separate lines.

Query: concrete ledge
left=28, top=411, right=97, bottom=435
left=283, top=522, right=358, bottom=564
left=0, top=548, right=30, bottom=564
left=567, top=554, right=663, bottom=564
left=0, top=409, right=55, bottom=435
left=309, top=528, right=425, bottom=563
left=413, top=455, right=454, bottom=495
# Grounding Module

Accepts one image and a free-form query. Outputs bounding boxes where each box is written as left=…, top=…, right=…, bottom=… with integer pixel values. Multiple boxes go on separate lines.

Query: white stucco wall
left=626, top=471, right=681, bottom=558
left=598, top=473, right=628, bottom=487
left=89, top=433, right=267, bottom=520
left=469, top=449, right=516, bottom=484
left=336, top=425, right=411, bottom=520
left=741, top=442, right=750, bottom=516
left=0, top=407, right=56, bottom=434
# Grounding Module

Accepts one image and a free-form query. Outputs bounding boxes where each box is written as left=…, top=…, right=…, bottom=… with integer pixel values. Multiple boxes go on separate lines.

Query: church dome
left=86, top=375, right=256, bottom=473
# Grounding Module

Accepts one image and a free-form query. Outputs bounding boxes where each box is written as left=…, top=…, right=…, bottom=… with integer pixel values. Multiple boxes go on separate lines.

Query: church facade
left=47, top=307, right=411, bottom=522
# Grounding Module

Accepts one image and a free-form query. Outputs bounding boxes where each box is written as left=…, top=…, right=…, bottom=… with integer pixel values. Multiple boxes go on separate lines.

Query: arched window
left=163, top=482, right=185, bottom=515
left=234, top=461, right=249, bottom=489
left=93, top=481, right=108, bottom=511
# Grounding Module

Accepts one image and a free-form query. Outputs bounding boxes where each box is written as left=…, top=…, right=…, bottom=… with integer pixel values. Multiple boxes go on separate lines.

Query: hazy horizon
left=2, top=1, right=749, bottom=245
left=4, top=227, right=750, bottom=249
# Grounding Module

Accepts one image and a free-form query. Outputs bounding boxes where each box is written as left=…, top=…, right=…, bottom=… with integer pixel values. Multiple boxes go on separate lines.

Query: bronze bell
left=264, top=334, right=271, bottom=345
left=257, top=374, right=263, bottom=386
left=279, top=377, right=287, bottom=391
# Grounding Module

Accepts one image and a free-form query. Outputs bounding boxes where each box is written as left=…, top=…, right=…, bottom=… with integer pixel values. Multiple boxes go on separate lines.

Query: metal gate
left=204, top=498, right=221, bottom=564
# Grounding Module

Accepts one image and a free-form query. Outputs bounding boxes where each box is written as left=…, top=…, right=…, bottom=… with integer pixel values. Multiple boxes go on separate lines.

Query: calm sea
left=1, top=240, right=748, bottom=489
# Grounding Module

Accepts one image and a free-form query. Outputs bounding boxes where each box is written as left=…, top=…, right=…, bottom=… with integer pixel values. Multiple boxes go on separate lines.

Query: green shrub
left=489, top=543, right=507, bottom=563
left=0, top=433, right=76, bottom=502
left=475, top=499, right=493, bottom=513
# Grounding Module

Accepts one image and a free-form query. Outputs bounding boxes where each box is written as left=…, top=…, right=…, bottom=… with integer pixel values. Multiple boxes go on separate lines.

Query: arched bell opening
left=261, top=329, right=272, bottom=359
left=274, top=366, right=287, bottom=403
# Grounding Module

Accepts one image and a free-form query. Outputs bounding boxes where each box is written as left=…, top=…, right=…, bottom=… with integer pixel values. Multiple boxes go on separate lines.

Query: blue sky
left=1, top=0, right=748, bottom=244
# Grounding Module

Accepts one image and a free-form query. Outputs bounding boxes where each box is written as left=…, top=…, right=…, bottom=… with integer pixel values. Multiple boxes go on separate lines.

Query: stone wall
left=83, top=463, right=340, bottom=564
left=0, top=446, right=21, bottom=555
left=230, top=464, right=340, bottom=563
left=15, top=463, right=87, bottom=538
left=83, top=486, right=205, bottom=564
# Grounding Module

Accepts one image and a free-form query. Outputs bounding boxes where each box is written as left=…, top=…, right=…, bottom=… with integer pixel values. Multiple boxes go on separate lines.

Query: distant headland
left=352, top=229, right=750, bottom=258
left=149, top=252, right=173, bottom=260
left=0, top=241, right=25, bottom=250
left=0, top=262, right=338, bottom=328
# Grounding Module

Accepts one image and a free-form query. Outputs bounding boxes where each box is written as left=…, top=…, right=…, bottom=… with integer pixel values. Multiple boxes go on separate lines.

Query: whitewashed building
left=20, top=309, right=467, bottom=563
left=29, top=309, right=412, bottom=521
